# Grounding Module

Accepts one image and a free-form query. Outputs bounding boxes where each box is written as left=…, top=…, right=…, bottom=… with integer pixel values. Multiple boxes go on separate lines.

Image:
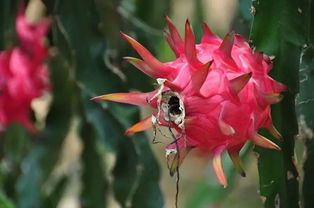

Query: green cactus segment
left=0, top=0, right=18, bottom=50
left=52, top=0, right=164, bottom=207
left=299, top=47, right=314, bottom=205
left=16, top=55, right=75, bottom=208
left=80, top=120, right=108, bottom=208
left=250, top=0, right=311, bottom=207
left=0, top=191, right=14, bottom=208
left=298, top=4, right=314, bottom=206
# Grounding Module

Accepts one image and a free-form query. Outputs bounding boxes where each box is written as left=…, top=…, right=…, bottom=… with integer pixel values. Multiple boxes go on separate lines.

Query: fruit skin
left=92, top=17, right=286, bottom=186
left=0, top=7, right=50, bottom=132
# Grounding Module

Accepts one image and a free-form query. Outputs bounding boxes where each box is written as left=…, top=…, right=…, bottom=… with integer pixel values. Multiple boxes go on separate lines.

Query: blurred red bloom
left=0, top=8, right=50, bottom=132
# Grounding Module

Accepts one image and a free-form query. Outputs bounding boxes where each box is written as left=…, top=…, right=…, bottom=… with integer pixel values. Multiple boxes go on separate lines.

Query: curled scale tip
left=164, top=80, right=183, bottom=92
left=91, top=92, right=155, bottom=107
left=184, top=19, right=202, bottom=67
left=219, top=119, right=236, bottom=136
left=125, top=115, right=153, bottom=136
left=166, top=146, right=192, bottom=176
left=123, top=57, right=164, bottom=78
left=121, top=32, right=176, bottom=79
left=212, top=146, right=227, bottom=187
left=219, top=31, right=235, bottom=57
left=230, top=72, right=252, bottom=94
left=267, top=125, right=282, bottom=139
left=164, top=15, right=184, bottom=57
left=262, top=93, right=284, bottom=104
left=218, top=105, right=236, bottom=136
left=201, top=21, right=217, bottom=43
left=227, top=147, right=246, bottom=177
left=123, top=56, right=138, bottom=64
left=164, top=16, right=183, bottom=43
left=191, top=61, right=213, bottom=93
left=252, top=134, right=281, bottom=150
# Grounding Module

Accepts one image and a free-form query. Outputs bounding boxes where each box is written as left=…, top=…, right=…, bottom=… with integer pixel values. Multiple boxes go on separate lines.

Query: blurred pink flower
left=0, top=8, right=50, bottom=132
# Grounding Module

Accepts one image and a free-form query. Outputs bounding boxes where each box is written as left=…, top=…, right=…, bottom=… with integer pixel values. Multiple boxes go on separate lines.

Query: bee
left=161, top=90, right=185, bottom=129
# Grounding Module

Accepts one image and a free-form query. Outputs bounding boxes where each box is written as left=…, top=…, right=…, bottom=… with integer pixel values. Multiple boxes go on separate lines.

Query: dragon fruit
left=92, top=17, right=286, bottom=186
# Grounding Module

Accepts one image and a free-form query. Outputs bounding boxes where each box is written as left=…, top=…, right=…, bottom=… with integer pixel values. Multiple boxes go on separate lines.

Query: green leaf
left=250, top=0, right=311, bottom=207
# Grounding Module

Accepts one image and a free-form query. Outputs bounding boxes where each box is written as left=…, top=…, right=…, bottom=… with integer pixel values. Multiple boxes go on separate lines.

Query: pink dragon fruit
left=92, top=17, right=286, bottom=186
left=0, top=5, right=50, bottom=132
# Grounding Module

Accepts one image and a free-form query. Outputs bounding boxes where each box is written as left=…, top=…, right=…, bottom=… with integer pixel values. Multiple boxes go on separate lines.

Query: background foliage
left=0, top=0, right=313, bottom=207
